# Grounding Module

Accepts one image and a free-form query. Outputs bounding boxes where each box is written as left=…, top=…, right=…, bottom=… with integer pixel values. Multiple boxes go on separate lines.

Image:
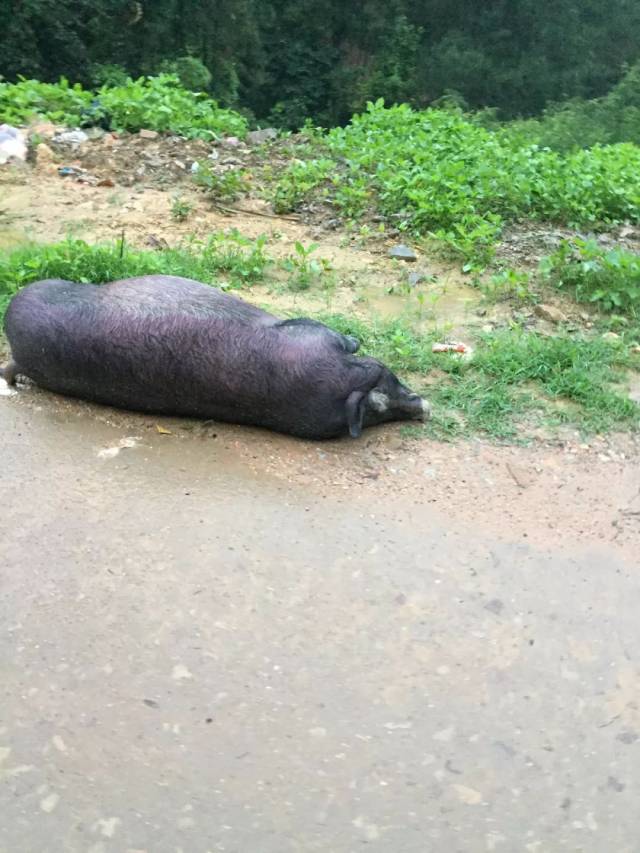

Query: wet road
left=1, top=390, right=639, bottom=853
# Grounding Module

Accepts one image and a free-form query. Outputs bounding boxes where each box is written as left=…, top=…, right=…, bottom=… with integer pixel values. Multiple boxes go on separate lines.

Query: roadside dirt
left=1, top=129, right=639, bottom=564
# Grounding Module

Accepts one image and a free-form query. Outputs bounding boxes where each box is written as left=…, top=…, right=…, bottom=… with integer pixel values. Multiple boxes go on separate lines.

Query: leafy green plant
left=170, top=196, right=194, bottom=222
left=98, top=74, right=247, bottom=138
left=281, top=242, right=332, bottom=291
left=540, top=238, right=640, bottom=314
left=482, top=268, right=535, bottom=303
left=0, top=74, right=247, bottom=139
left=0, top=77, right=92, bottom=125
left=193, top=165, right=250, bottom=201
left=271, top=158, right=334, bottom=213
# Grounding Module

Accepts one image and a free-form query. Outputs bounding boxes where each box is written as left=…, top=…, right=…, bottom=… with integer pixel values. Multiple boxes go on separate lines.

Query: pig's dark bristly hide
left=3, top=276, right=427, bottom=440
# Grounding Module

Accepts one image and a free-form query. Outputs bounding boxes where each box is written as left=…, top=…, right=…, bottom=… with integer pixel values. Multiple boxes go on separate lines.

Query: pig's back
left=3, top=277, right=349, bottom=428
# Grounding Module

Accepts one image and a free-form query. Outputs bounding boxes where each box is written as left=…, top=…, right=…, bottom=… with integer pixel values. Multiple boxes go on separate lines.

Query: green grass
left=316, top=315, right=639, bottom=439
left=0, top=234, right=270, bottom=305
left=1, top=239, right=638, bottom=440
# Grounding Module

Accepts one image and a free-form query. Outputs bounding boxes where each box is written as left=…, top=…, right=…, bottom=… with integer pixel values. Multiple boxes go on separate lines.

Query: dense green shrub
left=274, top=101, right=640, bottom=265
left=0, top=75, right=247, bottom=139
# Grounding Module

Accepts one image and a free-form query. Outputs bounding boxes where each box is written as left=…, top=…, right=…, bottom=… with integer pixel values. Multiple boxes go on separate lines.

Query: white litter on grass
left=97, top=436, right=141, bottom=459
left=0, top=124, right=27, bottom=164
left=0, top=378, right=17, bottom=397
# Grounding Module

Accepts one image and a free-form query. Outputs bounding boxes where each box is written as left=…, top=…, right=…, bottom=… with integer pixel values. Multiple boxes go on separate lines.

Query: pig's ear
left=345, top=390, right=366, bottom=438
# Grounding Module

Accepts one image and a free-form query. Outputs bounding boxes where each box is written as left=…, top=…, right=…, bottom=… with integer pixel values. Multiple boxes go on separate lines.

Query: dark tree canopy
left=2, top=0, right=640, bottom=126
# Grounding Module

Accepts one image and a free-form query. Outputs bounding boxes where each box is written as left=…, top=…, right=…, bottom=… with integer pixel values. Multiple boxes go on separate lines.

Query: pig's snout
left=406, top=393, right=431, bottom=420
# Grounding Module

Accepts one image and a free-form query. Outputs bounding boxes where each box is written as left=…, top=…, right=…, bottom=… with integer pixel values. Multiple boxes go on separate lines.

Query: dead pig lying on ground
left=1, top=275, right=429, bottom=439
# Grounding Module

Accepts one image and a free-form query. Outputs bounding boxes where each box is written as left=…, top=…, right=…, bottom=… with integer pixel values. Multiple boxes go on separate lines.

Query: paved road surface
left=1, top=388, right=638, bottom=852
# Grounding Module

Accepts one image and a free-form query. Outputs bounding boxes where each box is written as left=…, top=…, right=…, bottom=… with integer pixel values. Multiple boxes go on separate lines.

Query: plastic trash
left=432, top=341, right=469, bottom=354
left=0, top=125, right=27, bottom=164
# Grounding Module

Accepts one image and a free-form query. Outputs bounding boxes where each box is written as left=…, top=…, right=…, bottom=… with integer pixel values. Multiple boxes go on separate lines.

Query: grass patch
left=318, top=314, right=639, bottom=438
left=0, top=234, right=271, bottom=307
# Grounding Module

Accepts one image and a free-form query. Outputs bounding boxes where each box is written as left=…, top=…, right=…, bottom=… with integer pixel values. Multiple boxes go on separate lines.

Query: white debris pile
left=0, top=124, right=27, bottom=164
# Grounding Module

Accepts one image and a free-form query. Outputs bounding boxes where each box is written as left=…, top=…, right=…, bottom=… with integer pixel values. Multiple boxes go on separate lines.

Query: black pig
left=1, top=275, right=429, bottom=439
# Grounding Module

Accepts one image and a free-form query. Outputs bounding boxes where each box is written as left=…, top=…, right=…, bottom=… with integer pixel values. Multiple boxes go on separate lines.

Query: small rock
left=138, top=129, right=159, bottom=140
left=84, top=127, right=106, bottom=141
left=53, top=129, right=89, bottom=147
left=388, top=244, right=417, bottom=262
left=534, top=303, right=567, bottom=325
left=601, top=331, right=620, bottom=343
left=246, top=128, right=278, bottom=146
left=34, top=142, right=56, bottom=169
left=616, top=730, right=638, bottom=744
left=221, top=136, right=241, bottom=148
left=97, top=177, right=115, bottom=187
left=407, top=271, right=426, bottom=287
left=484, top=599, right=504, bottom=615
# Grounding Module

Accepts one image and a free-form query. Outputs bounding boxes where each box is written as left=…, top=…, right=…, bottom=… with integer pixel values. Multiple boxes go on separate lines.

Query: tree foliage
left=1, top=0, right=640, bottom=126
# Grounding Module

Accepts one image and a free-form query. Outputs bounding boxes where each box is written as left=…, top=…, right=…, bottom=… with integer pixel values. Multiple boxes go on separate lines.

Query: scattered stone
left=616, top=730, right=638, bottom=744
left=246, top=128, right=278, bottom=146
left=172, top=663, right=193, bottom=680
left=534, top=303, right=568, bottom=325
left=506, top=462, right=530, bottom=489
left=601, top=331, right=620, bottom=343
left=145, top=234, right=169, bottom=250
left=138, top=129, right=159, bottom=140
left=407, top=271, right=426, bottom=287
left=34, top=142, right=56, bottom=170
left=608, top=776, right=626, bottom=792
left=39, top=793, right=60, bottom=813
left=53, top=129, right=89, bottom=147
left=97, top=177, right=115, bottom=187
left=388, top=243, right=417, bottom=262
left=221, top=136, right=241, bottom=148
left=84, top=127, right=106, bottom=141
left=620, top=225, right=638, bottom=239
left=451, top=784, right=483, bottom=805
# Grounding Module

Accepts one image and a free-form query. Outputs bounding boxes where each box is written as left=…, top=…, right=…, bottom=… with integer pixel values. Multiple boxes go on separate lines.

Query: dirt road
left=1, top=382, right=639, bottom=853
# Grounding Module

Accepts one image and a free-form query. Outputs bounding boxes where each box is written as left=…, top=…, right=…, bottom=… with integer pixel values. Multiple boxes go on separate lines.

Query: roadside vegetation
left=271, top=101, right=640, bottom=268
left=0, top=75, right=247, bottom=139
